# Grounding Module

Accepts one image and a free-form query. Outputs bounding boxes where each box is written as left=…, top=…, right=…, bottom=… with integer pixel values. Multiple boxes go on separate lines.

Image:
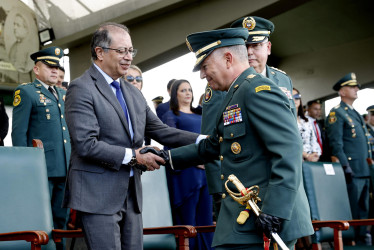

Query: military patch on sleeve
left=13, top=95, right=21, bottom=106
left=328, top=114, right=337, bottom=124
left=255, top=85, right=271, bottom=93
left=204, top=86, right=212, bottom=103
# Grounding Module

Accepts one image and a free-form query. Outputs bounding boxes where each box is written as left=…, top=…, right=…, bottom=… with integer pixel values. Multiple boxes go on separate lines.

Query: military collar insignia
left=247, top=74, right=256, bottom=79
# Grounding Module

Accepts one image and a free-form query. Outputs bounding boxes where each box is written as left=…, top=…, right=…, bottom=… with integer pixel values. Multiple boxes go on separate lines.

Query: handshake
left=135, top=147, right=170, bottom=171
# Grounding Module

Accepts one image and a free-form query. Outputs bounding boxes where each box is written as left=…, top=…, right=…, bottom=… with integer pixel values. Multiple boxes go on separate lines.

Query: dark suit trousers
left=80, top=177, right=142, bottom=250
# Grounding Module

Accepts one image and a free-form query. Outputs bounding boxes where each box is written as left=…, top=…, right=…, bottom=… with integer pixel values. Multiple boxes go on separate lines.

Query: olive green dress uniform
left=12, top=79, right=71, bottom=174
left=171, top=67, right=314, bottom=247
left=325, top=73, right=373, bottom=241
left=11, top=47, right=70, bottom=247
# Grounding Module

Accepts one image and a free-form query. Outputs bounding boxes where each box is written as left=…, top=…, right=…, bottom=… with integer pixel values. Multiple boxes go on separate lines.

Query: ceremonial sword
left=225, top=174, right=290, bottom=250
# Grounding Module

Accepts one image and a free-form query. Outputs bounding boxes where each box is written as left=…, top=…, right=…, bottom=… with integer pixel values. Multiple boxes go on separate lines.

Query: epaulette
left=21, top=82, right=30, bottom=85
left=246, top=74, right=257, bottom=79
left=270, top=66, right=287, bottom=75
left=333, top=104, right=340, bottom=109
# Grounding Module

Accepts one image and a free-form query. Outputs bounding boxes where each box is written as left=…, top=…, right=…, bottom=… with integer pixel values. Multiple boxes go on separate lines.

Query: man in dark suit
left=0, top=96, right=8, bottom=146
left=146, top=27, right=314, bottom=249
left=63, top=22, right=199, bottom=250
left=11, top=46, right=70, bottom=250
left=325, top=73, right=373, bottom=244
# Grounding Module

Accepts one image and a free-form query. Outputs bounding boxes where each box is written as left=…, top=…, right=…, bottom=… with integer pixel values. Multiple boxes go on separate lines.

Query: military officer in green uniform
left=11, top=46, right=70, bottom=250
left=144, top=28, right=314, bottom=249
left=231, top=16, right=296, bottom=117
left=325, top=73, right=373, bottom=244
left=201, top=16, right=297, bottom=222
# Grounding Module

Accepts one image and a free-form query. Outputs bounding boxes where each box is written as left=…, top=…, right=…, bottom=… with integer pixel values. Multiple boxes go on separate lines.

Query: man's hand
left=139, top=147, right=170, bottom=168
left=135, top=146, right=165, bottom=171
left=255, top=213, right=282, bottom=238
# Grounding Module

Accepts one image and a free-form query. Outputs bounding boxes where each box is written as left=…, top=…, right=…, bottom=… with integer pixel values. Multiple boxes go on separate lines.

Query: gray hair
left=90, top=22, right=129, bottom=60
left=212, top=45, right=248, bottom=63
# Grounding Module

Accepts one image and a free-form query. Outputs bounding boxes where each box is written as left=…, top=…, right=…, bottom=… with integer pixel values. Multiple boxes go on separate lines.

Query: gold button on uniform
left=64, top=139, right=67, bottom=143
left=222, top=193, right=226, bottom=199
left=58, top=104, right=61, bottom=107
left=63, top=127, right=66, bottom=130
left=61, top=115, right=64, bottom=118
left=348, top=157, right=352, bottom=160
left=220, top=155, right=223, bottom=161
left=219, top=137, right=223, bottom=143
left=230, top=133, right=234, bottom=137
left=221, top=174, right=224, bottom=180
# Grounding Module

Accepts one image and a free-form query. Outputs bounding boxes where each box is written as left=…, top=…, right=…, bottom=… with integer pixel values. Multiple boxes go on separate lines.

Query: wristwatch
left=128, top=149, right=137, bottom=167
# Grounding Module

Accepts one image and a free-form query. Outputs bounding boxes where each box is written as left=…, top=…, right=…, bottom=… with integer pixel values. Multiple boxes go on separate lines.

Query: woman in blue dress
left=163, top=79, right=214, bottom=250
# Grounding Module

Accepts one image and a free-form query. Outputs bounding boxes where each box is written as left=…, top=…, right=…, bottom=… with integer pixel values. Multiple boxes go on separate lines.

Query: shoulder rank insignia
left=255, top=85, right=271, bottom=93
left=333, top=104, right=340, bottom=109
left=13, top=94, right=21, bottom=107
left=270, top=66, right=286, bottom=74
left=247, top=74, right=256, bottom=79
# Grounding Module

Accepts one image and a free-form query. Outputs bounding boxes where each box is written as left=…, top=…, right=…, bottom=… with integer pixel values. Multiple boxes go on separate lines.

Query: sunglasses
left=126, top=75, right=143, bottom=83
left=293, top=94, right=301, bottom=99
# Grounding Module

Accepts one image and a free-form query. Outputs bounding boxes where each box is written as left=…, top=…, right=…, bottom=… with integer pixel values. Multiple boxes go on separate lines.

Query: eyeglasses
left=126, top=75, right=142, bottom=83
left=101, top=47, right=138, bottom=57
left=293, top=94, right=301, bottom=100
left=247, top=42, right=268, bottom=51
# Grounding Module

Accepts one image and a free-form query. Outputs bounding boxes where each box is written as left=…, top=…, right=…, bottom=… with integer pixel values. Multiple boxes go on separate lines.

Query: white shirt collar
left=93, top=63, right=120, bottom=85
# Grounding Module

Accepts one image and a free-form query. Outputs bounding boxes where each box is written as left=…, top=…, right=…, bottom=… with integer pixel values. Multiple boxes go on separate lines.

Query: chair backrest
left=302, top=161, right=355, bottom=243
left=142, top=167, right=176, bottom=249
left=0, top=146, right=55, bottom=250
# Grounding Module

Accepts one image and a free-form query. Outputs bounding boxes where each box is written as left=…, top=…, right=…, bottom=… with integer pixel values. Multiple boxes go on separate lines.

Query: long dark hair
left=294, top=88, right=308, bottom=122
left=170, top=79, right=198, bottom=116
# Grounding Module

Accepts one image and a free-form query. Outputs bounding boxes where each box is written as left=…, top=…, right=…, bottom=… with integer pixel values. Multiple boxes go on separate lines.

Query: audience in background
left=293, top=88, right=321, bottom=162
left=124, top=65, right=143, bottom=91
left=156, top=79, right=176, bottom=122
left=162, top=79, right=214, bottom=250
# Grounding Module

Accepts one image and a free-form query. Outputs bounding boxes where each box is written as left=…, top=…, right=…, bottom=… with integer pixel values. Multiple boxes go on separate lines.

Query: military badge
left=15, top=90, right=20, bottom=95
left=242, top=17, right=256, bottom=31
left=46, top=114, right=51, bottom=120
left=328, top=115, right=337, bottom=124
left=204, top=87, right=212, bottom=103
left=13, top=95, right=21, bottom=106
left=247, top=74, right=256, bottom=79
left=255, top=85, right=271, bottom=93
left=223, top=105, right=242, bottom=126
left=279, top=87, right=292, bottom=99
left=55, top=48, right=61, bottom=55
left=231, top=142, right=241, bottom=154
left=351, top=72, right=356, bottom=80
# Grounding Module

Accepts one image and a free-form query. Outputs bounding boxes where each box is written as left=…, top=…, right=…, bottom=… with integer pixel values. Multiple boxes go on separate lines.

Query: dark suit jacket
left=156, top=101, right=170, bottom=122
left=63, top=64, right=198, bottom=215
